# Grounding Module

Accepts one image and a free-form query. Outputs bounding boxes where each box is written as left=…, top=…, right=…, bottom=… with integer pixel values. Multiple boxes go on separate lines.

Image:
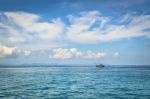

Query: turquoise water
left=0, top=66, right=150, bottom=99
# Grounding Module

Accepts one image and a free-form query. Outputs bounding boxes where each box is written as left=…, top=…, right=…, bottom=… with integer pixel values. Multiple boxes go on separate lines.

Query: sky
left=0, top=0, right=150, bottom=65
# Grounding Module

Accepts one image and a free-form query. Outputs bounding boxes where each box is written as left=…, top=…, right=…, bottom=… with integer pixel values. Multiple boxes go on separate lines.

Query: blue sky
left=0, top=0, right=150, bottom=65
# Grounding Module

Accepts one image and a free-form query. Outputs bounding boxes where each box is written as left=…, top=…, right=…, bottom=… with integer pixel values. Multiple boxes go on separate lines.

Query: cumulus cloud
left=0, top=44, right=31, bottom=58
left=51, top=48, right=106, bottom=59
left=0, top=44, right=17, bottom=58
left=66, top=11, right=150, bottom=44
left=51, top=48, right=77, bottom=59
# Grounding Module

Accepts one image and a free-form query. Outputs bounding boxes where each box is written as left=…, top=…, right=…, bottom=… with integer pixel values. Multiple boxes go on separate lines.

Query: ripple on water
left=0, top=66, right=150, bottom=98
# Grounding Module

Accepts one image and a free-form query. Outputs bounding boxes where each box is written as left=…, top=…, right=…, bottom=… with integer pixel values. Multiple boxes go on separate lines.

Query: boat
left=96, top=64, right=105, bottom=68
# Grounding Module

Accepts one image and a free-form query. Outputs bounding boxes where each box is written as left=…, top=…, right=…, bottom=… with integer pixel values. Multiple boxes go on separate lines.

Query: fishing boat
left=96, top=64, right=105, bottom=68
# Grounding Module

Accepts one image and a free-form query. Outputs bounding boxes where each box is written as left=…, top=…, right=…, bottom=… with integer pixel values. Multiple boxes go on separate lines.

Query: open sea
left=0, top=65, right=150, bottom=99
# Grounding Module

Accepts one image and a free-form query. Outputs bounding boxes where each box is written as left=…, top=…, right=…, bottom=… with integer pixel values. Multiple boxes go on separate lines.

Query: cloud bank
left=66, top=11, right=150, bottom=43
left=0, top=10, right=150, bottom=45
left=0, top=44, right=31, bottom=58
left=51, top=48, right=106, bottom=59
left=0, top=10, right=150, bottom=60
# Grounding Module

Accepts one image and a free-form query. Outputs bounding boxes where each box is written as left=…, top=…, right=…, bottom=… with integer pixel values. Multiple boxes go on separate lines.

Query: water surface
left=0, top=65, right=150, bottom=99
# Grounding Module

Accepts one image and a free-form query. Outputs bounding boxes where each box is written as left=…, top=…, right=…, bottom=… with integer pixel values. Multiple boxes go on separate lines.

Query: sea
left=0, top=65, right=150, bottom=99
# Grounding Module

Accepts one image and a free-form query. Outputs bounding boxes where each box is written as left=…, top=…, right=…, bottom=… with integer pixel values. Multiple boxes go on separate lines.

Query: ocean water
left=0, top=65, right=150, bottom=99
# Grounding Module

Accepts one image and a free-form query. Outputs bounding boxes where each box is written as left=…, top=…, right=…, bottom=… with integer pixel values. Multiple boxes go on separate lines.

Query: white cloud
left=113, top=52, right=119, bottom=58
left=1, top=11, right=150, bottom=46
left=66, top=11, right=109, bottom=43
left=23, top=50, right=31, bottom=56
left=0, top=11, right=64, bottom=43
left=51, top=48, right=106, bottom=59
left=0, top=44, right=31, bottom=58
left=0, top=10, right=150, bottom=53
left=66, top=11, right=150, bottom=44
left=51, top=48, right=77, bottom=59
left=86, top=51, right=106, bottom=59
left=0, top=44, right=16, bottom=58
